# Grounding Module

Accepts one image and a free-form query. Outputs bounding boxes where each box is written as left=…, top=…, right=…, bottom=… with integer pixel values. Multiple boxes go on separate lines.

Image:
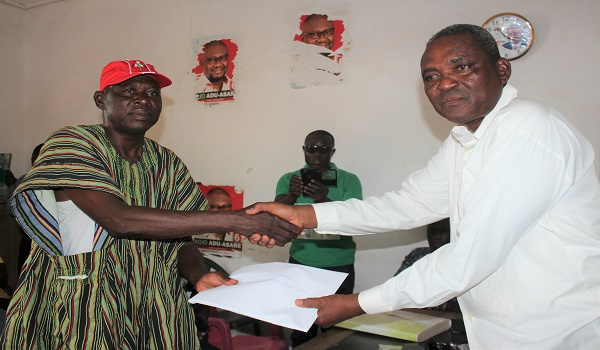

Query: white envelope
left=189, top=262, right=348, bottom=332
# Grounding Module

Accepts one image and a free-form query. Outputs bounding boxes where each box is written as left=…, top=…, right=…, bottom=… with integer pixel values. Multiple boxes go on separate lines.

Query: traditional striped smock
left=1, top=125, right=207, bottom=349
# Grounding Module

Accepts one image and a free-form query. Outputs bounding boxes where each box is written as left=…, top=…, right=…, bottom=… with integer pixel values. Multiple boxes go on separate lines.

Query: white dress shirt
left=314, top=83, right=600, bottom=349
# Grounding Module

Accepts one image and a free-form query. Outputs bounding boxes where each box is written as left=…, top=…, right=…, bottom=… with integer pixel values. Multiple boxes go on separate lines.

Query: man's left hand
left=195, top=271, right=238, bottom=292
left=295, top=293, right=365, bottom=327
left=303, top=180, right=329, bottom=202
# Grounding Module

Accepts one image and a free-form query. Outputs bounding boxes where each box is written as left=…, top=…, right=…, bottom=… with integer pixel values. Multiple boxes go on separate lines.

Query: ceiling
left=1, top=0, right=65, bottom=10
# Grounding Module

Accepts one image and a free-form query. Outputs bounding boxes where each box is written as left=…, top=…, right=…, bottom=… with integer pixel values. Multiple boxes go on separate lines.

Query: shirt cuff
left=313, top=202, right=341, bottom=232
left=358, top=285, right=390, bottom=314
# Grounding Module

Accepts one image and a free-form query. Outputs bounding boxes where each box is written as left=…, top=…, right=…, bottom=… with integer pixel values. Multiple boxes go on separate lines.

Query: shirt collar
left=451, top=83, right=519, bottom=148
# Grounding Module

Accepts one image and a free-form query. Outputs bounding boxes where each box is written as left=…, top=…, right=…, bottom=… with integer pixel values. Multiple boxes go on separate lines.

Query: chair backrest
left=207, top=317, right=234, bottom=350
left=207, top=316, right=289, bottom=350
left=203, top=259, right=288, bottom=349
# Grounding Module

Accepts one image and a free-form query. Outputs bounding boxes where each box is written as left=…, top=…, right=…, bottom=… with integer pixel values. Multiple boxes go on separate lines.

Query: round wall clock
left=482, top=12, right=535, bottom=60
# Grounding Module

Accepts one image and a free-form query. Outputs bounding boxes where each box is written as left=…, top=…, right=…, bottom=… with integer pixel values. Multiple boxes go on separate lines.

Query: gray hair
left=428, top=24, right=501, bottom=63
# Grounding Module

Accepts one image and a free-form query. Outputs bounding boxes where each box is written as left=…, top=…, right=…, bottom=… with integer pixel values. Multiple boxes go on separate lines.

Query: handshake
left=233, top=202, right=316, bottom=247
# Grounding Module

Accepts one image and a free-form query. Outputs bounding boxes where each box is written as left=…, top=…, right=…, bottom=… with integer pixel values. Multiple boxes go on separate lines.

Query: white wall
left=0, top=4, right=26, bottom=169
left=1, top=0, right=598, bottom=292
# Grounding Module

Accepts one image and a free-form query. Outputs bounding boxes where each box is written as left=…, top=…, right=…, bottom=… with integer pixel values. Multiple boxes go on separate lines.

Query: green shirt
left=275, top=163, right=362, bottom=267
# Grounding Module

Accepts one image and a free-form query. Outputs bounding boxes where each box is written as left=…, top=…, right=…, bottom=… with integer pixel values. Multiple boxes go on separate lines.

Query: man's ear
left=497, top=58, right=512, bottom=85
left=93, top=90, right=106, bottom=110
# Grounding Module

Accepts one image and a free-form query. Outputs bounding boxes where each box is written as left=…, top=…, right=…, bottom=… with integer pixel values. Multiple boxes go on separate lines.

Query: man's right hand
left=245, top=202, right=319, bottom=245
left=289, top=175, right=303, bottom=197
left=233, top=209, right=303, bottom=247
left=273, top=176, right=303, bottom=205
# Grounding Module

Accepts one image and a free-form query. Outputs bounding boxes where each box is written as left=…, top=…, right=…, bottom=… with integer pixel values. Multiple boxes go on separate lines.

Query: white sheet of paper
left=189, top=262, right=348, bottom=332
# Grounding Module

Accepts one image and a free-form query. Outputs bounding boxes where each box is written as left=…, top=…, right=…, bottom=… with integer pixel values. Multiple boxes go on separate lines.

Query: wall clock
left=482, top=12, right=535, bottom=60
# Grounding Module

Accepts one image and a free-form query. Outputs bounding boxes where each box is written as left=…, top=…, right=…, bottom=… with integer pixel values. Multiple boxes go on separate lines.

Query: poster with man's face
left=290, top=13, right=346, bottom=88
left=192, top=38, right=238, bottom=103
left=192, top=185, right=244, bottom=258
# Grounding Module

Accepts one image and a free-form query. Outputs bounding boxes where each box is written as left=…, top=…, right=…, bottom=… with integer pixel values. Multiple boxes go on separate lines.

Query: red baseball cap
left=99, top=59, right=172, bottom=91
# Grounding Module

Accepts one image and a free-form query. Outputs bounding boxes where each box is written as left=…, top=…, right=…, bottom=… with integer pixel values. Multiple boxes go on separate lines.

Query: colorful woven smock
left=1, top=124, right=207, bottom=349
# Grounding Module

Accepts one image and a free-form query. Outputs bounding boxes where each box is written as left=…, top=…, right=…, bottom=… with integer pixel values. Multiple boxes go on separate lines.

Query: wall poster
left=291, top=12, right=347, bottom=88
left=192, top=36, right=238, bottom=103
left=193, top=184, right=244, bottom=258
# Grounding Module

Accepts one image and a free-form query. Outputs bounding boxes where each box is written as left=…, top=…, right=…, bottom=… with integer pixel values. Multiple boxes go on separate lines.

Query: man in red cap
left=1, top=59, right=300, bottom=349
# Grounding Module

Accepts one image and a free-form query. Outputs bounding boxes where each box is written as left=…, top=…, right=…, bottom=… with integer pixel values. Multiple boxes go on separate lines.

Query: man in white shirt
left=249, top=24, right=600, bottom=349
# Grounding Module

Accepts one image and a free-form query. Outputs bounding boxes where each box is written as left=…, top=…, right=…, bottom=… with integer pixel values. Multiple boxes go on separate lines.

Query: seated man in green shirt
left=274, top=129, right=362, bottom=347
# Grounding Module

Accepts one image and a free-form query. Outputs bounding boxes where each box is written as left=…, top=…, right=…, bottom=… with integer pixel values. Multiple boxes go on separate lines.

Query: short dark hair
left=302, top=14, right=329, bottom=32
left=305, top=130, right=335, bottom=146
left=206, top=187, right=230, bottom=198
left=428, top=24, right=501, bottom=63
left=202, top=40, right=227, bottom=53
